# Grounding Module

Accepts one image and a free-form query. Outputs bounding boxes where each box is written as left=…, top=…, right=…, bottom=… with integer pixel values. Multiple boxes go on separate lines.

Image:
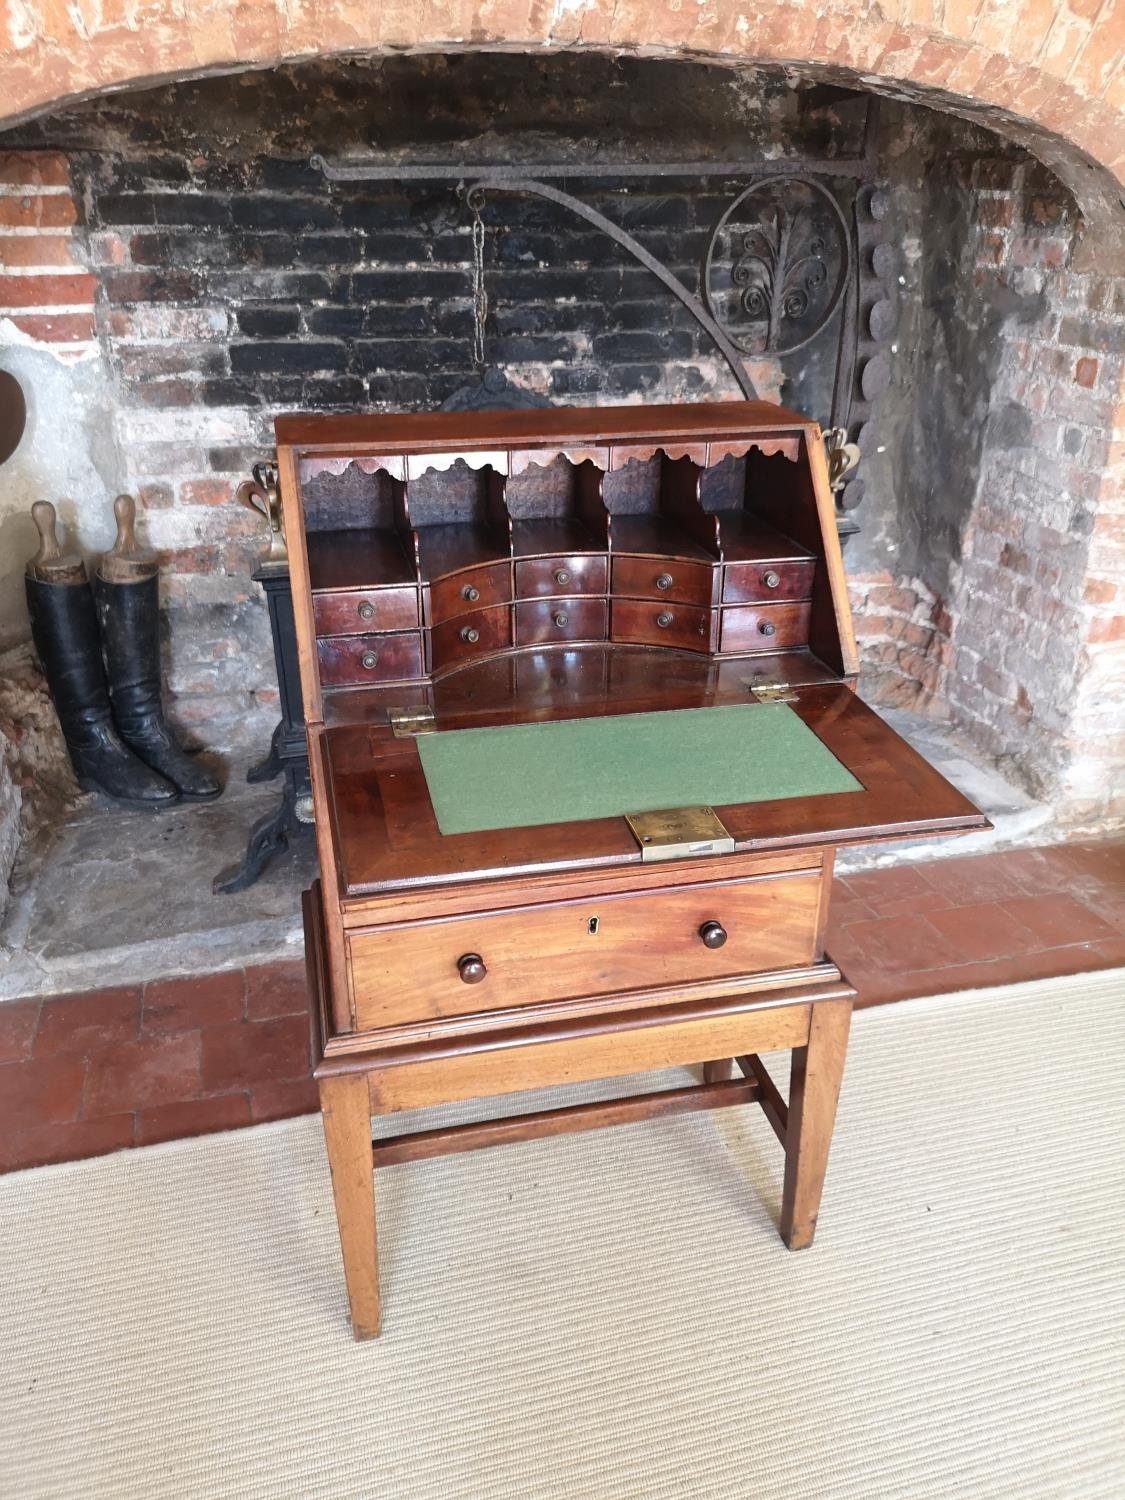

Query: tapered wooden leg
left=780, top=998, right=853, bottom=1251
left=319, top=1072, right=381, bottom=1339
left=703, top=1059, right=734, bottom=1083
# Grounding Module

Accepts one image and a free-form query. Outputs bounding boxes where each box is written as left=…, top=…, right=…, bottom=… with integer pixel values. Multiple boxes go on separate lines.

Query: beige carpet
left=1, top=972, right=1124, bottom=1500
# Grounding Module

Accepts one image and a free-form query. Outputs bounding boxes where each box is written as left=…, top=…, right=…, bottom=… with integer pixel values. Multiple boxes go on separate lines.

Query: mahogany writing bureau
left=277, top=401, right=986, bottom=1338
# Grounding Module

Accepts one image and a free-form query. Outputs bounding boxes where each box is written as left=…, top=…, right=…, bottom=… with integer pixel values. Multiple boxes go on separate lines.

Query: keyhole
left=587, top=916, right=600, bottom=936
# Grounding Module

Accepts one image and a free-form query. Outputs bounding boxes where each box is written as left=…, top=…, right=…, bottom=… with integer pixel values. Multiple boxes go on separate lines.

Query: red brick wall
left=0, top=151, right=95, bottom=356
left=2, top=1, right=1123, bottom=196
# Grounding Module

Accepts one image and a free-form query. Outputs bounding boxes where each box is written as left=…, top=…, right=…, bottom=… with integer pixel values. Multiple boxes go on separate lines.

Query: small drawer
left=720, top=602, right=811, bottom=653
left=723, top=559, right=816, bottom=605
left=317, top=632, right=424, bottom=687
left=429, top=605, right=511, bottom=672
left=349, top=869, right=823, bottom=1030
left=611, top=555, right=714, bottom=607
left=514, top=598, right=608, bottom=646
left=515, top=554, right=608, bottom=599
left=611, top=599, right=712, bottom=653
left=312, top=586, right=420, bottom=637
left=430, top=562, right=511, bottom=625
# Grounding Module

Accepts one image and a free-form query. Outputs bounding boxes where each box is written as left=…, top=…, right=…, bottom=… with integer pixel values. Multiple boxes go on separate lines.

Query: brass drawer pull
left=457, top=953, right=487, bottom=984
left=462, top=584, right=480, bottom=603
left=698, top=921, right=727, bottom=949
left=763, top=571, right=780, bottom=590
left=358, top=601, right=375, bottom=620
left=759, top=620, right=776, bottom=636
left=656, top=572, right=674, bottom=591
left=554, top=568, right=571, bottom=586
left=553, top=611, right=569, bottom=628
left=656, top=611, right=674, bottom=629
left=360, top=650, right=379, bottom=670
left=460, top=625, right=480, bottom=644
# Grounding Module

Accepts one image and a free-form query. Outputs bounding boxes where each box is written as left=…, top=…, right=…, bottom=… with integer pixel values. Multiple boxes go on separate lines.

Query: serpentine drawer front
left=348, top=868, right=823, bottom=1031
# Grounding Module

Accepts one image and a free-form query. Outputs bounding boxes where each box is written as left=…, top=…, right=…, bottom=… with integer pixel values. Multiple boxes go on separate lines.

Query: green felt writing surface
left=416, top=702, right=862, bottom=836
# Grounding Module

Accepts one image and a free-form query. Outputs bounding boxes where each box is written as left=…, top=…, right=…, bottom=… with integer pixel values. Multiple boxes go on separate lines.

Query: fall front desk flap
left=416, top=702, right=862, bottom=837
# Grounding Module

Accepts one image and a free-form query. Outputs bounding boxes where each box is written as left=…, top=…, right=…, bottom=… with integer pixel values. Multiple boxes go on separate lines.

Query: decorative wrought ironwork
left=313, top=152, right=888, bottom=541
left=705, top=177, right=849, bottom=356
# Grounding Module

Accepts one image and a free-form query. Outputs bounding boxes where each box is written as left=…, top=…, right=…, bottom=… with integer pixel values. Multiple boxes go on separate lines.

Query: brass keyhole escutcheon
left=457, top=953, right=487, bottom=984
left=462, top=585, right=480, bottom=602
left=698, top=921, right=727, bottom=949
left=554, top=568, right=571, bottom=586
left=587, top=916, right=600, bottom=935
left=763, top=571, right=780, bottom=589
left=553, top=612, right=569, bottom=628
left=460, top=626, right=480, bottom=644
left=758, top=620, right=776, bottom=636
left=656, top=611, right=673, bottom=629
left=361, top=650, right=378, bottom=670
left=656, top=572, right=673, bottom=591
left=358, top=601, right=375, bottom=620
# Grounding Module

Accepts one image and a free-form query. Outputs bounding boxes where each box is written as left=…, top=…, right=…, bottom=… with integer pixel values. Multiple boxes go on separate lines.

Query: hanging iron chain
left=468, top=186, right=488, bottom=369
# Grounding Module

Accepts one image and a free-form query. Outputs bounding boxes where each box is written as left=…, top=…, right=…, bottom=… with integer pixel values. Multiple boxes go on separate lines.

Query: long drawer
left=349, top=868, right=822, bottom=1030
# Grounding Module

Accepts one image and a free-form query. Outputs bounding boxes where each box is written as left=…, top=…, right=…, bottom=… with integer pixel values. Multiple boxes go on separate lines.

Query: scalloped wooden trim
left=406, top=450, right=510, bottom=480
left=609, top=442, right=709, bottom=470
left=707, top=437, right=800, bottom=465
left=298, top=455, right=407, bottom=482
left=509, top=446, right=611, bottom=475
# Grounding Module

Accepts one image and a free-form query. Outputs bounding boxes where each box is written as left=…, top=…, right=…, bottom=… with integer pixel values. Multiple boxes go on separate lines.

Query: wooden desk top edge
left=275, top=399, right=816, bottom=452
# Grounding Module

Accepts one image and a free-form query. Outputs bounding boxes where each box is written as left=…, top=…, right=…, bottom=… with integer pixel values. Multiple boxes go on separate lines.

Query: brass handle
left=655, top=572, right=673, bottom=590
left=758, top=620, right=776, bottom=636
left=656, top=611, right=673, bottom=629
left=462, top=585, right=480, bottom=602
left=358, top=601, right=375, bottom=620
left=553, top=611, right=569, bottom=628
left=554, top=568, right=571, bottom=585
left=360, top=650, right=378, bottom=670
left=763, top=571, right=781, bottom=589
left=457, top=953, right=487, bottom=984
left=699, top=921, right=727, bottom=950
left=460, top=626, right=480, bottom=644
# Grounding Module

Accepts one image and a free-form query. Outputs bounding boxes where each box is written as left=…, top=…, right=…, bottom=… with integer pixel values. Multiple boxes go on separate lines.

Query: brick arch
left=4, top=1, right=1124, bottom=207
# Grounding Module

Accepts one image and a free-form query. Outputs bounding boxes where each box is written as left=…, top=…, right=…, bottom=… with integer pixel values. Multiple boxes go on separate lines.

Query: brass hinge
left=387, top=706, right=436, bottom=737
left=624, top=806, right=735, bottom=862
left=746, top=680, right=800, bottom=703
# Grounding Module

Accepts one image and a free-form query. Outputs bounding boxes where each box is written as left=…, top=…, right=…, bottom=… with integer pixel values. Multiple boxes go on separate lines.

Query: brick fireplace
left=0, top=32, right=1122, bottom=898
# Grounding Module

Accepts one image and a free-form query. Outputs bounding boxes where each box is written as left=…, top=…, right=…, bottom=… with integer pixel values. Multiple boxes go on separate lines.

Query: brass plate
left=624, top=805, right=736, bottom=862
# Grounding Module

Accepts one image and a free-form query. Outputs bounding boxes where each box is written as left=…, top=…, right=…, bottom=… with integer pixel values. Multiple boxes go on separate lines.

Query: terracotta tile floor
left=1, top=839, right=1122, bottom=1175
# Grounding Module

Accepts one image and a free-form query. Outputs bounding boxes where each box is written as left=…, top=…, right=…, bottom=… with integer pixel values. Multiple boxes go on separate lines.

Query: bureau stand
left=279, top=401, right=987, bottom=1338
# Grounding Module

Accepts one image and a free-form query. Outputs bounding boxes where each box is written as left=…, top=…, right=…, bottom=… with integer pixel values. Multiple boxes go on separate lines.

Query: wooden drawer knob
left=758, top=620, right=776, bottom=636
left=763, top=571, right=780, bottom=589
left=360, top=650, right=379, bottom=670
left=462, top=585, right=480, bottom=602
left=698, top=921, right=727, bottom=949
left=553, top=611, right=569, bottom=627
left=457, top=953, right=487, bottom=984
left=460, top=625, right=480, bottom=644
left=554, top=568, right=571, bottom=585
left=358, top=601, right=375, bottom=620
left=656, top=611, right=674, bottom=629
left=656, top=572, right=674, bottom=591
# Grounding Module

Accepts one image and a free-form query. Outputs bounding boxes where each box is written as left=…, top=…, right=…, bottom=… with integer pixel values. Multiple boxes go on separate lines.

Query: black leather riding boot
left=94, top=572, right=222, bottom=802
left=26, top=576, right=180, bottom=811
